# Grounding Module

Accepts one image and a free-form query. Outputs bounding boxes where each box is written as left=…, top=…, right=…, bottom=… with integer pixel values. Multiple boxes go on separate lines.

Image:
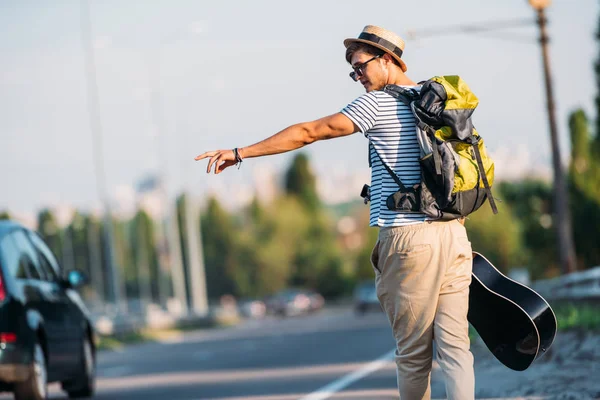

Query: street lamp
left=80, top=0, right=125, bottom=309
left=529, top=0, right=550, bottom=11
left=528, top=0, right=577, bottom=274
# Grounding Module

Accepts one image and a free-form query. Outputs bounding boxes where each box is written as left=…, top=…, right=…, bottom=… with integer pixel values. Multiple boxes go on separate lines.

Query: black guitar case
left=468, top=252, right=557, bottom=371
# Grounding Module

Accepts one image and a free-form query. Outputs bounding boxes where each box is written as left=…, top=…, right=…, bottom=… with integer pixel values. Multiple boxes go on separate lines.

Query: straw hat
left=343, top=25, right=407, bottom=72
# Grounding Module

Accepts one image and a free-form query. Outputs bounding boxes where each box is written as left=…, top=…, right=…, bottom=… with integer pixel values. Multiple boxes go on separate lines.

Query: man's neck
left=391, top=76, right=417, bottom=86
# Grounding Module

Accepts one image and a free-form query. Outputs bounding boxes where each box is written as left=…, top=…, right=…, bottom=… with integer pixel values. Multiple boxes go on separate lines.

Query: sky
left=1, top=0, right=598, bottom=221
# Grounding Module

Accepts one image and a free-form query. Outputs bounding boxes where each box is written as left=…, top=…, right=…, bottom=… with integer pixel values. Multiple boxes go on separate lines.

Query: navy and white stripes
left=342, top=89, right=427, bottom=227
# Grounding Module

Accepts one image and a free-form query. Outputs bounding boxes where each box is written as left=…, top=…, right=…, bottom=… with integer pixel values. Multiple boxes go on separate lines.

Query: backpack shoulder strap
left=369, top=142, right=410, bottom=192
left=383, top=85, right=420, bottom=106
left=471, top=138, right=498, bottom=214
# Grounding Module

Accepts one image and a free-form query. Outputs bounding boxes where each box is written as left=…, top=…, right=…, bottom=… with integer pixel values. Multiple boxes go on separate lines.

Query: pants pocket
left=370, top=240, right=381, bottom=274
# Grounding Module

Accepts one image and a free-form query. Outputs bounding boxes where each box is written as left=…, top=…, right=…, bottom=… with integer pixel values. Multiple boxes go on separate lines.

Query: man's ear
left=382, top=53, right=394, bottom=64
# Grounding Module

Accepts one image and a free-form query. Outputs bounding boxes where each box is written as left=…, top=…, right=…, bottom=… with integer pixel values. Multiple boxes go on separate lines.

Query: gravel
left=472, top=330, right=600, bottom=399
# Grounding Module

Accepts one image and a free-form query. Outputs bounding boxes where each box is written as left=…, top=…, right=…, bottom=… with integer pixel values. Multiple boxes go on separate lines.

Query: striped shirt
left=341, top=88, right=427, bottom=227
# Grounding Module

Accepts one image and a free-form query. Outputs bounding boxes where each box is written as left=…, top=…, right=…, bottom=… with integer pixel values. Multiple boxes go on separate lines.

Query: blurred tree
left=291, top=213, right=350, bottom=297
left=236, top=196, right=312, bottom=297
left=246, top=196, right=267, bottom=230
left=465, top=201, right=528, bottom=274
left=569, top=110, right=592, bottom=188
left=594, top=10, right=600, bottom=153
left=37, top=209, right=63, bottom=265
left=200, top=197, right=239, bottom=299
left=568, top=109, right=600, bottom=269
left=131, top=210, right=159, bottom=303
left=284, top=153, right=320, bottom=211
left=282, top=153, right=349, bottom=296
left=112, top=218, right=134, bottom=300
left=68, top=212, right=90, bottom=276
left=354, top=229, right=379, bottom=282
left=496, top=180, right=557, bottom=278
left=0, top=211, right=10, bottom=220
left=570, top=186, right=600, bottom=269
left=82, top=214, right=105, bottom=304
left=176, top=194, right=193, bottom=308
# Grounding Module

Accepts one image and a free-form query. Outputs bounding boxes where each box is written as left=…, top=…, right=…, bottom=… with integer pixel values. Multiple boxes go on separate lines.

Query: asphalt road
left=0, top=307, right=573, bottom=400
left=0, top=308, right=404, bottom=400
left=96, top=308, right=405, bottom=400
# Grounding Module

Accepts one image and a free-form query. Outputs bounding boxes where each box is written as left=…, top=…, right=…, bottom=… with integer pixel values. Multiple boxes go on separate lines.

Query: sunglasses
left=349, top=55, right=381, bottom=81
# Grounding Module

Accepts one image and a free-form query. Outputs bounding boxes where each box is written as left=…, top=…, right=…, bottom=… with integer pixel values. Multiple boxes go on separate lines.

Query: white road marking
left=298, top=348, right=396, bottom=400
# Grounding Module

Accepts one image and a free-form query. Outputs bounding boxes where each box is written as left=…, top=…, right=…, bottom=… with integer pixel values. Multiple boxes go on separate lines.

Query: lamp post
left=528, top=0, right=577, bottom=274
left=80, top=0, right=125, bottom=310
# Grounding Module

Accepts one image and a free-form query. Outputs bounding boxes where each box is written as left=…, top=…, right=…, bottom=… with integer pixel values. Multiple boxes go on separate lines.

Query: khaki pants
left=371, top=219, right=474, bottom=400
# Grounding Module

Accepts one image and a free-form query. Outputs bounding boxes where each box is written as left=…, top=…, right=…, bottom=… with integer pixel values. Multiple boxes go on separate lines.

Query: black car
left=0, top=220, right=96, bottom=400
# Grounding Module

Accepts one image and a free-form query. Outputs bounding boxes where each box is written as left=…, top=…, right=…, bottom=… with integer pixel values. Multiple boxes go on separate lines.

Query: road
left=90, top=308, right=404, bottom=400
left=0, top=308, right=418, bottom=399
left=0, top=307, right=596, bottom=399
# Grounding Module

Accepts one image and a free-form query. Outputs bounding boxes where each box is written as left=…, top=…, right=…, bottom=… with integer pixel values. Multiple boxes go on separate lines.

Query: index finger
left=194, top=151, right=217, bottom=161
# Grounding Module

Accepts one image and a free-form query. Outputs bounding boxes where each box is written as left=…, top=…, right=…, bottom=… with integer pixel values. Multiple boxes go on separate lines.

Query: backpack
left=368, top=75, right=498, bottom=220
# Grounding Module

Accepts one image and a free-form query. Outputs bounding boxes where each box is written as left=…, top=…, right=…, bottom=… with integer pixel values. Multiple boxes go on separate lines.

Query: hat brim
left=344, top=38, right=407, bottom=72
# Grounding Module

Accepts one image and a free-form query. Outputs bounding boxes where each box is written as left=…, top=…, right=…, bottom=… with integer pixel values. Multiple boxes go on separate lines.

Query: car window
left=11, top=230, right=45, bottom=281
left=35, top=249, right=58, bottom=282
left=28, top=233, right=60, bottom=282
left=0, top=234, right=29, bottom=280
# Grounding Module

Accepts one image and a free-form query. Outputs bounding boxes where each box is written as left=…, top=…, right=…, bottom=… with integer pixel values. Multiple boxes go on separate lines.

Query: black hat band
left=358, top=32, right=403, bottom=59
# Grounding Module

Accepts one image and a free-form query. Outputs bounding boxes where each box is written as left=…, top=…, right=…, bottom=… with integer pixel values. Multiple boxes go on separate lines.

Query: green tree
left=569, top=110, right=591, bottom=186
left=130, top=210, right=159, bottom=303
left=284, top=153, right=320, bottom=211
left=81, top=214, right=105, bottom=303
left=496, top=180, right=557, bottom=278
left=0, top=211, right=10, bottom=220
left=37, top=209, right=63, bottom=264
left=465, top=201, right=528, bottom=274
left=353, top=207, right=379, bottom=282
left=176, top=194, right=193, bottom=308
left=68, top=212, right=90, bottom=275
left=291, top=213, right=350, bottom=297
left=283, top=153, right=349, bottom=296
left=594, top=10, right=600, bottom=152
left=112, top=218, right=134, bottom=299
left=234, top=196, right=298, bottom=297
left=200, top=197, right=239, bottom=299
left=568, top=109, right=600, bottom=269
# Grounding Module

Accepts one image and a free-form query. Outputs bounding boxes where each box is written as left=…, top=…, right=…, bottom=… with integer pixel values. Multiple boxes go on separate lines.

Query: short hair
left=345, top=42, right=400, bottom=67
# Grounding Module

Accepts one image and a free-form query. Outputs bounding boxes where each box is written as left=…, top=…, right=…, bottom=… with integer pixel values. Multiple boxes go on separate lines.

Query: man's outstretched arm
left=195, top=112, right=358, bottom=174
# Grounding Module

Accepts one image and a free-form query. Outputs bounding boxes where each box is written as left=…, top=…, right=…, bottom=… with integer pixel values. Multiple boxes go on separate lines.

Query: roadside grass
left=551, top=301, right=600, bottom=331
left=96, top=312, right=241, bottom=351
left=468, top=301, right=600, bottom=345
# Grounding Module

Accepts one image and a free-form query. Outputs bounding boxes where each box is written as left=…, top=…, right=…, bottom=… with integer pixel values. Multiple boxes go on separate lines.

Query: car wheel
left=14, top=340, right=47, bottom=400
left=65, top=335, right=95, bottom=399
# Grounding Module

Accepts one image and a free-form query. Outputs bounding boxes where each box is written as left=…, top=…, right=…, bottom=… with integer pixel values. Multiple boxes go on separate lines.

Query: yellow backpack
left=381, top=75, right=498, bottom=220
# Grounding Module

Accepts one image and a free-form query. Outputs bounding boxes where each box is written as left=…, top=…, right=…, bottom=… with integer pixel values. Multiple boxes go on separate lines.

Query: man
left=195, top=25, right=475, bottom=400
